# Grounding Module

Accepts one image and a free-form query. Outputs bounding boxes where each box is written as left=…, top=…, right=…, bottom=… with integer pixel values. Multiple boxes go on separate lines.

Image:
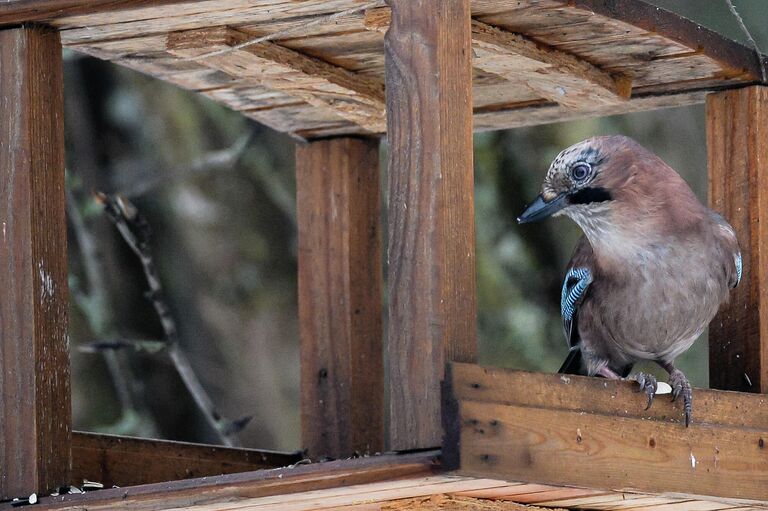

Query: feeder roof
left=4, top=0, right=762, bottom=139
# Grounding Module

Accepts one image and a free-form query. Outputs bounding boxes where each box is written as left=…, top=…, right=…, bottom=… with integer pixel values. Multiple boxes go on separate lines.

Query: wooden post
left=385, top=0, right=477, bottom=450
left=707, top=86, right=768, bottom=393
left=296, top=137, right=384, bottom=459
left=0, top=27, right=71, bottom=498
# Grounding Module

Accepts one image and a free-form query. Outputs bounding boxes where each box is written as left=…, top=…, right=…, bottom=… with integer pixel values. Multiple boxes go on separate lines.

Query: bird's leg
left=657, top=360, right=692, bottom=427
left=597, top=366, right=657, bottom=410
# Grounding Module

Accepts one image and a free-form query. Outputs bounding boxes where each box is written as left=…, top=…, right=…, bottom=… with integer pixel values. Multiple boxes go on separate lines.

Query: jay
left=518, top=135, right=741, bottom=426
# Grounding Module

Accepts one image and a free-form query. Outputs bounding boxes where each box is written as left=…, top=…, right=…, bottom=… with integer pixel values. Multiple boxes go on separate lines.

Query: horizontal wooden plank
left=448, top=363, right=768, bottom=504
left=33, top=450, right=439, bottom=511
left=0, top=0, right=202, bottom=26
left=71, top=432, right=301, bottom=487
left=167, top=26, right=385, bottom=133
left=449, top=363, right=768, bottom=429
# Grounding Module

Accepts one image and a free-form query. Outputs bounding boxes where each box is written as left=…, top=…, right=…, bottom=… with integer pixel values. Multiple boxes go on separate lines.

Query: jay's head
left=518, top=136, right=625, bottom=224
left=517, top=135, right=691, bottom=227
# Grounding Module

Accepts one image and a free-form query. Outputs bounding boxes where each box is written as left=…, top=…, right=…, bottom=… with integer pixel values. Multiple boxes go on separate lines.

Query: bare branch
left=97, top=192, right=246, bottom=446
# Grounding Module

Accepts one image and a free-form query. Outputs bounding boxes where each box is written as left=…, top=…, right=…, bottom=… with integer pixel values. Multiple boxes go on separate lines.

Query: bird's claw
left=628, top=372, right=657, bottom=410
left=669, top=369, right=692, bottom=427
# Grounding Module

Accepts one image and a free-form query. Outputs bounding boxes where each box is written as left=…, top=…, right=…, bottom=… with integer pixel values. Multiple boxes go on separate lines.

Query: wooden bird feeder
left=1, top=1, right=767, bottom=510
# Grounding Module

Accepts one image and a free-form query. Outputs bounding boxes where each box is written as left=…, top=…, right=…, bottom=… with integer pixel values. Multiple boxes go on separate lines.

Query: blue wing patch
left=734, top=252, right=742, bottom=287
left=561, top=267, right=593, bottom=321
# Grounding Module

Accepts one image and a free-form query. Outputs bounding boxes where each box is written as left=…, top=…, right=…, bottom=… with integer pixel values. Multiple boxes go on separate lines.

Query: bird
left=517, top=135, right=741, bottom=426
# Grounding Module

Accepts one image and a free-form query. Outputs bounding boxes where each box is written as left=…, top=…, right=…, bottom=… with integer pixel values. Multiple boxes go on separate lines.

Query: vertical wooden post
left=385, top=0, right=477, bottom=450
left=707, top=86, right=768, bottom=393
left=0, top=27, right=71, bottom=498
left=297, top=137, right=384, bottom=459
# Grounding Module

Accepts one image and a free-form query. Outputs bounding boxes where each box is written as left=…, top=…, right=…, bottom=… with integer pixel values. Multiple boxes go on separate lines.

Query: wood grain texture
left=449, top=362, right=768, bottom=429
left=35, top=450, right=439, bottom=511
left=71, top=432, right=301, bottom=487
left=364, top=7, right=632, bottom=110
left=44, top=1, right=763, bottom=137
left=385, top=0, right=477, bottom=451
left=296, top=137, right=384, bottom=459
left=459, top=401, right=768, bottom=502
left=707, top=86, right=768, bottom=393
left=0, top=26, right=70, bottom=500
left=0, top=0, right=203, bottom=26
left=448, top=363, right=768, bottom=503
left=167, top=27, right=385, bottom=133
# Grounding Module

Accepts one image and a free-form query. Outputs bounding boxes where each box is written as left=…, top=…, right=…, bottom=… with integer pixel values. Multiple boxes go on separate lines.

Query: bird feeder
left=1, top=0, right=766, bottom=509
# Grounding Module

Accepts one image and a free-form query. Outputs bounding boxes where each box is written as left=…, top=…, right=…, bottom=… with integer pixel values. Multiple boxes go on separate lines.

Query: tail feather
left=558, top=347, right=586, bottom=375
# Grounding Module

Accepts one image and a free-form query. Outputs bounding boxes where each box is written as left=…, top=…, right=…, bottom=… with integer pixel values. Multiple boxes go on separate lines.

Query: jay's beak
left=517, top=193, right=568, bottom=224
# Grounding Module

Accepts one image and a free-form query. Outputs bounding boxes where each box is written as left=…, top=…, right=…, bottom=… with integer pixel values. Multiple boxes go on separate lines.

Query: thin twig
left=97, top=192, right=250, bottom=446
left=186, top=0, right=385, bottom=61
left=67, top=184, right=149, bottom=430
left=118, top=130, right=256, bottom=198
left=725, top=0, right=767, bottom=83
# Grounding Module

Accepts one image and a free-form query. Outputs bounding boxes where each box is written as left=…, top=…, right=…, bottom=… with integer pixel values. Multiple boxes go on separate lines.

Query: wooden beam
left=385, top=0, right=477, bottom=451
left=0, top=26, right=70, bottom=500
left=71, top=432, right=301, bottom=487
left=0, top=0, right=203, bottom=26
left=364, top=7, right=632, bottom=110
left=447, top=363, right=768, bottom=502
left=167, top=27, right=386, bottom=133
left=37, top=450, right=439, bottom=510
left=707, top=86, right=768, bottom=393
left=296, top=137, right=384, bottom=459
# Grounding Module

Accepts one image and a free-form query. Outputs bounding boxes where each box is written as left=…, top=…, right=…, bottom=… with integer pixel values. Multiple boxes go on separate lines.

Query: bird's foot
left=627, top=372, right=657, bottom=410
left=668, top=369, right=692, bottom=427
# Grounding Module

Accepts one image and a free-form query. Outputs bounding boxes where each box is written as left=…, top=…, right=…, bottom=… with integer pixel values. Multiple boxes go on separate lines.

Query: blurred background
left=65, top=1, right=768, bottom=451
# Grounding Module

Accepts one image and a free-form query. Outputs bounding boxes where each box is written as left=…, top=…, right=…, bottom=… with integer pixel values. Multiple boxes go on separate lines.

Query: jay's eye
left=570, top=163, right=591, bottom=181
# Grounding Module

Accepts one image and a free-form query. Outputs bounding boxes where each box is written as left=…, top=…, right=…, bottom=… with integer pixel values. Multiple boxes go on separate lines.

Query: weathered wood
left=296, top=137, right=384, bottom=459
left=0, top=0, right=202, bottom=26
left=448, top=363, right=768, bottom=502
left=449, top=362, right=768, bottom=428
left=707, top=86, right=768, bottom=393
left=71, top=432, right=301, bottom=487
left=167, top=26, right=386, bottom=133
left=385, top=0, right=477, bottom=451
left=0, top=26, right=70, bottom=500
left=35, top=450, right=439, bottom=511
left=364, top=7, right=632, bottom=110
left=47, top=0, right=763, bottom=138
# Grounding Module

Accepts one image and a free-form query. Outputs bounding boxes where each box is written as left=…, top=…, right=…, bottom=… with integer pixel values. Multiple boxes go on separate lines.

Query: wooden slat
left=0, top=26, right=70, bottom=500
left=167, top=26, right=386, bottom=133
left=35, top=450, right=439, bottom=511
left=71, top=432, right=301, bottom=487
left=296, top=137, right=384, bottom=460
left=364, top=7, right=631, bottom=110
left=0, top=0, right=202, bottom=26
left=385, top=0, right=477, bottom=451
left=448, top=364, right=768, bottom=503
left=448, top=362, right=768, bottom=429
left=707, top=86, right=768, bottom=393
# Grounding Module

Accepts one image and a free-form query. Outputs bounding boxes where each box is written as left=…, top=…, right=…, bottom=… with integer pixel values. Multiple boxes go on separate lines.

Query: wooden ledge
left=71, top=432, right=302, bottom=487
left=446, top=363, right=768, bottom=503
left=32, top=449, right=439, bottom=511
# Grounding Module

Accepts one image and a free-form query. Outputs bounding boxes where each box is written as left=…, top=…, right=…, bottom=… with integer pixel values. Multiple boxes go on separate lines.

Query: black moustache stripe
left=569, top=187, right=613, bottom=205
